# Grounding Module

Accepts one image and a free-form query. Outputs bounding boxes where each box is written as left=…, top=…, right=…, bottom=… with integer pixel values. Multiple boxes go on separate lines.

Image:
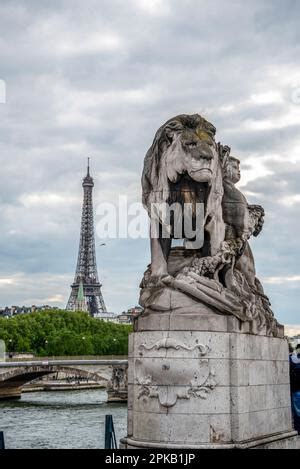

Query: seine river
left=0, top=389, right=127, bottom=449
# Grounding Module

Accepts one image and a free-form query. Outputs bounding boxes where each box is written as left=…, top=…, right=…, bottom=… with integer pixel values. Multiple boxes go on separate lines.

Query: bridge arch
left=0, top=365, right=109, bottom=399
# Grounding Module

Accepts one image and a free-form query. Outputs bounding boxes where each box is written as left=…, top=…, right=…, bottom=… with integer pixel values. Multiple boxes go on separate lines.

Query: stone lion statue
left=142, top=114, right=225, bottom=279
left=139, top=113, right=282, bottom=338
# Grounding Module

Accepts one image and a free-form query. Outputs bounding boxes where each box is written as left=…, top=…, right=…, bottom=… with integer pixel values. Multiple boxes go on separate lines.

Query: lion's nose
left=197, top=139, right=214, bottom=157
left=193, top=146, right=213, bottom=161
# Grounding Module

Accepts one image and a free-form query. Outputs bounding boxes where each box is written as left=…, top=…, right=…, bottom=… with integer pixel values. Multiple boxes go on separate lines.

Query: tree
left=0, top=310, right=132, bottom=356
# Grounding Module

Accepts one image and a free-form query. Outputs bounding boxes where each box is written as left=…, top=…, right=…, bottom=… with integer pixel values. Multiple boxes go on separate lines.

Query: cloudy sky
left=0, top=0, right=300, bottom=326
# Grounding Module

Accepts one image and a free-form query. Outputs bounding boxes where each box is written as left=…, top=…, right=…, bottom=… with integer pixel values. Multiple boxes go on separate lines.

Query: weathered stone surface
left=131, top=330, right=230, bottom=359
left=132, top=412, right=231, bottom=444
left=128, top=334, right=134, bottom=358
left=129, top=356, right=230, bottom=387
left=230, top=359, right=289, bottom=387
left=230, top=384, right=291, bottom=413
left=136, top=308, right=229, bottom=332
left=232, top=407, right=292, bottom=441
left=123, top=432, right=300, bottom=449
left=127, top=384, right=134, bottom=436
left=132, top=384, right=230, bottom=414
left=123, top=325, right=295, bottom=448
left=255, top=434, right=300, bottom=449
left=230, top=333, right=289, bottom=360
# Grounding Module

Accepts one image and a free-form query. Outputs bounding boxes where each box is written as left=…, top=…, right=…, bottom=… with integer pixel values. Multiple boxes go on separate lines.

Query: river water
left=0, top=389, right=127, bottom=449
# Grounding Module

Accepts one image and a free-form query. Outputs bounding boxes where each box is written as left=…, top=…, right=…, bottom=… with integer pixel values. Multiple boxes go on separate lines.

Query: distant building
left=0, top=305, right=59, bottom=318
left=93, top=312, right=119, bottom=323
left=117, top=306, right=143, bottom=324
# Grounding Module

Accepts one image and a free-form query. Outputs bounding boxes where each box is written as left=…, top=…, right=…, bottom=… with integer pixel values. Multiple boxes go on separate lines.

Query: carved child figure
left=221, top=155, right=276, bottom=332
left=222, top=155, right=264, bottom=289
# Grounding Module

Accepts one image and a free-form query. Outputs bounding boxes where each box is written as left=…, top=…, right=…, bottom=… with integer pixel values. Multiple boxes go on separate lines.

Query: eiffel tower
left=66, top=159, right=107, bottom=316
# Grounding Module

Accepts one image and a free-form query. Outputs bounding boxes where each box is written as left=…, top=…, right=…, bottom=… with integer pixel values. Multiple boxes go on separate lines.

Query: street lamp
left=44, top=340, right=49, bottom=358
left=8, top=339, right=13, bottom=358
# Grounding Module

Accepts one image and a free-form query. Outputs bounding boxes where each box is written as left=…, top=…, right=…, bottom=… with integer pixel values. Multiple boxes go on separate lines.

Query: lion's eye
left=186, top=141, right=198, bottom=148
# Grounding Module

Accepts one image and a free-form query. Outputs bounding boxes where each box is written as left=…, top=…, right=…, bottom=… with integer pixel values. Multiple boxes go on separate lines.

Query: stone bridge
left=0, top=359, right=128, bottom=401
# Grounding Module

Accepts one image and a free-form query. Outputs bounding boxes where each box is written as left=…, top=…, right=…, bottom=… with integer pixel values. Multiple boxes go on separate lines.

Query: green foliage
left=0, top=310, right=132, bottom=356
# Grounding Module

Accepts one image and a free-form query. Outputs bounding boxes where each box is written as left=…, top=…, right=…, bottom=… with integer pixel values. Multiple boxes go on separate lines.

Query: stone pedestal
left=106, top=363, right=128, bottom=403
left=121, top=310, right=299, bottom=449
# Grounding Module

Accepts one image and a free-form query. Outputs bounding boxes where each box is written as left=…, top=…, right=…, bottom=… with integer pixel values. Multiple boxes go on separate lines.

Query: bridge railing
left=5, top=355, right=127, bottom=362
left=0, top=359, right=128, bottom=368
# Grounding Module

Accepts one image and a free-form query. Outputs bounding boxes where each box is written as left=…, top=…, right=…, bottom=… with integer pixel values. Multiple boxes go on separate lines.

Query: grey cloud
left=0, top=0, right=300, bottom=320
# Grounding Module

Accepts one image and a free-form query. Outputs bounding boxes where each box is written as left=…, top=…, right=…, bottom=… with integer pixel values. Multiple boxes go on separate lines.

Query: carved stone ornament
left=138, top=337, right=209, bottom=355
left=136, top=359, right=216, bottom=408
left=136, top=338, right=216, bottom=408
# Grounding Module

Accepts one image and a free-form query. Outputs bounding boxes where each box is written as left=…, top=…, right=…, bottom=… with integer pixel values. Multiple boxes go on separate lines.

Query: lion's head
left=142, top=114, right=221, bottom=210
